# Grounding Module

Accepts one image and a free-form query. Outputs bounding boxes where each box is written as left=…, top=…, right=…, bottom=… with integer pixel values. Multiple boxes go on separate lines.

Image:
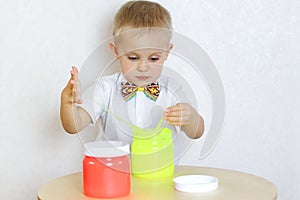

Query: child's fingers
left=71, top=67, right=82, bottom=104
left=61, top=67, right=82, bottom=104
left=72, top=85, right=81, bottom=98
left=67, top=78, right=78, bottom=91
left=165, top=116, right=189, bottom=126
left=165, top=114, right=190, bottom=122
left=166, top=103, right=188, bottom=113
left=166, top=105, right=182, bottom=112
left=72, top=91, right=82, bottom=104
left=70, top=67, right=81, bottom=89
left=165, top=105, right=185, bottom=119
left=71, top=81, right=82, bottom=102
left=70, top=66, right=78, bottom=75
left=66, top=66, right=82, bottom=104
left=165, top=109, right=183, bottom=116
left=165, top=103, right=194, bottom=126
left=66, top=66, right=78, bottom=89
left=63, top=78, right=75, bottom=96
left=70, top=66, right=79, bottom=80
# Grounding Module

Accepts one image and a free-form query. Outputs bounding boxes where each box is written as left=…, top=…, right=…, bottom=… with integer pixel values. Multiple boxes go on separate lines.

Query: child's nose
left=137, top=61, right=149, bottom=72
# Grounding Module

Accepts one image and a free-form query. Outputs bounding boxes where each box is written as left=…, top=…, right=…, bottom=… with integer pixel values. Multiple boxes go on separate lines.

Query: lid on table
left=84, top=141, right=130, bottom=157
left=173, top=175, right=219, bottom=193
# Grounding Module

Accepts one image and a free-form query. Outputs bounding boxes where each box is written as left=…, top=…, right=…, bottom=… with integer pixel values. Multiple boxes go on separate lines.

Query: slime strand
left=95, top=101, right=164, bottom=138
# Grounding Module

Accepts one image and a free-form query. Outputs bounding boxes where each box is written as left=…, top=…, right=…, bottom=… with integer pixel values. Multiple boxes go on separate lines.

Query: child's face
left=110, top=29, right=173, bottom=87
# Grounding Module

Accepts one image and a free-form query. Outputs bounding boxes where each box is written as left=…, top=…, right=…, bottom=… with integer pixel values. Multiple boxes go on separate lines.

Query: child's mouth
left=136, top=76, right=150, bottom=81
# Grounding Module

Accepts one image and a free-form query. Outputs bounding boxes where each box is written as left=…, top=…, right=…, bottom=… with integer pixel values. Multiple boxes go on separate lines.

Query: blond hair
left=113, top=0, right=172, bottom=35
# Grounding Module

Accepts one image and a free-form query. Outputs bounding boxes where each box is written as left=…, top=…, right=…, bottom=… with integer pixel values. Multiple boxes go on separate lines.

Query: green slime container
left=131, top=127, right=174, bottom=178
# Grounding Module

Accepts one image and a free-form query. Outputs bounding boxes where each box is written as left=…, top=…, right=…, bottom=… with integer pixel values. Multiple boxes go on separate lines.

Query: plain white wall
left=0, top=0, right=299, bottom=199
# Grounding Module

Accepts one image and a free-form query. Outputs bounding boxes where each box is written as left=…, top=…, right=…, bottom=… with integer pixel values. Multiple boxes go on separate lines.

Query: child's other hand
left=61, top=66, right=82, bottom=104
left=165, top=103, right=197, bottom=126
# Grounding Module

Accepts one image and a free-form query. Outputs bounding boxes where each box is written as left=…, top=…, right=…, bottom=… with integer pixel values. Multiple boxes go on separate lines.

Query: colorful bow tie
left=121, top=81, right=160, bottom=101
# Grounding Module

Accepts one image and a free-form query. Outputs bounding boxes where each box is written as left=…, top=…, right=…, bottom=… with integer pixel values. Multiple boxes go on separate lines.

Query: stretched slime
left=96, top=102, right=174, bottom=178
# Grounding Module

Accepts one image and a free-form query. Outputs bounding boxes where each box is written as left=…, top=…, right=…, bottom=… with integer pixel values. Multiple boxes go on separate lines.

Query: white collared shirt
left=79, top=72, right=191, bottom=144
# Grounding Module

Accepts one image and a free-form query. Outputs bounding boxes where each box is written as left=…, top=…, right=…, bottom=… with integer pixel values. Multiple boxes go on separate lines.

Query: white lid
left=84, top=141, right=130, bottom=157
left=173, top=175, right=219, bottom=193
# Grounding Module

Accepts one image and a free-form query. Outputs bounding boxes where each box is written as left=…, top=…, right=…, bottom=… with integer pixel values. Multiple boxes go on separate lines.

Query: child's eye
left=128, top=56, right=138, bottom=61
left=149, top=57, right=160, bottom=62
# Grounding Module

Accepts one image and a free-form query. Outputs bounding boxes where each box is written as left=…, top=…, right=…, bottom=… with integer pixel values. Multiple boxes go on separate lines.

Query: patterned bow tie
left=121, top=81, right=160, bottom=101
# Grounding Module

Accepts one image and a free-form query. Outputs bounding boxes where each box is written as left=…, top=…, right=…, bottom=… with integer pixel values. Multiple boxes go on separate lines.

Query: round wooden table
left=38, top=166, right=277, bottom=200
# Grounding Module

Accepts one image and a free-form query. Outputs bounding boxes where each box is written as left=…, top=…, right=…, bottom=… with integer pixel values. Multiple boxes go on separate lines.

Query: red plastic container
left=83, top=141, right=130, bottom=198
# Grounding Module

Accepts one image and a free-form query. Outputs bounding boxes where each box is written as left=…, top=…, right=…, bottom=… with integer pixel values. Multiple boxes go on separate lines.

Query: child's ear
left=108, top=42, right=119, bottom=58
left=165, top=43, right=174, bottom=60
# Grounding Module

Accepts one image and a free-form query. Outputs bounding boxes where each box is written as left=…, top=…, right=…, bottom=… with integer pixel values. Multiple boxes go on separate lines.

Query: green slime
left=96, top=102, right=174, bottom=178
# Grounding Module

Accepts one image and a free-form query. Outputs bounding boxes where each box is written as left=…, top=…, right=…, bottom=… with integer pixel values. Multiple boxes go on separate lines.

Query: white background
left=0, top=0, right=299, bottom=199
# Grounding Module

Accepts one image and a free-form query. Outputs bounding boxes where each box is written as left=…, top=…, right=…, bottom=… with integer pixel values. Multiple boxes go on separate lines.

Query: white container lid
left=84, top=141, right=130, bottom=157
left=173, top=175, right=219, bottom=193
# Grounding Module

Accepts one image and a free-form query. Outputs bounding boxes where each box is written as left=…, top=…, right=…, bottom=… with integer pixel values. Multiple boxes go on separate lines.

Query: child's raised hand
left=61, top=66, right=82, bottom=104
left=164, top=103, right=198, bottom=126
